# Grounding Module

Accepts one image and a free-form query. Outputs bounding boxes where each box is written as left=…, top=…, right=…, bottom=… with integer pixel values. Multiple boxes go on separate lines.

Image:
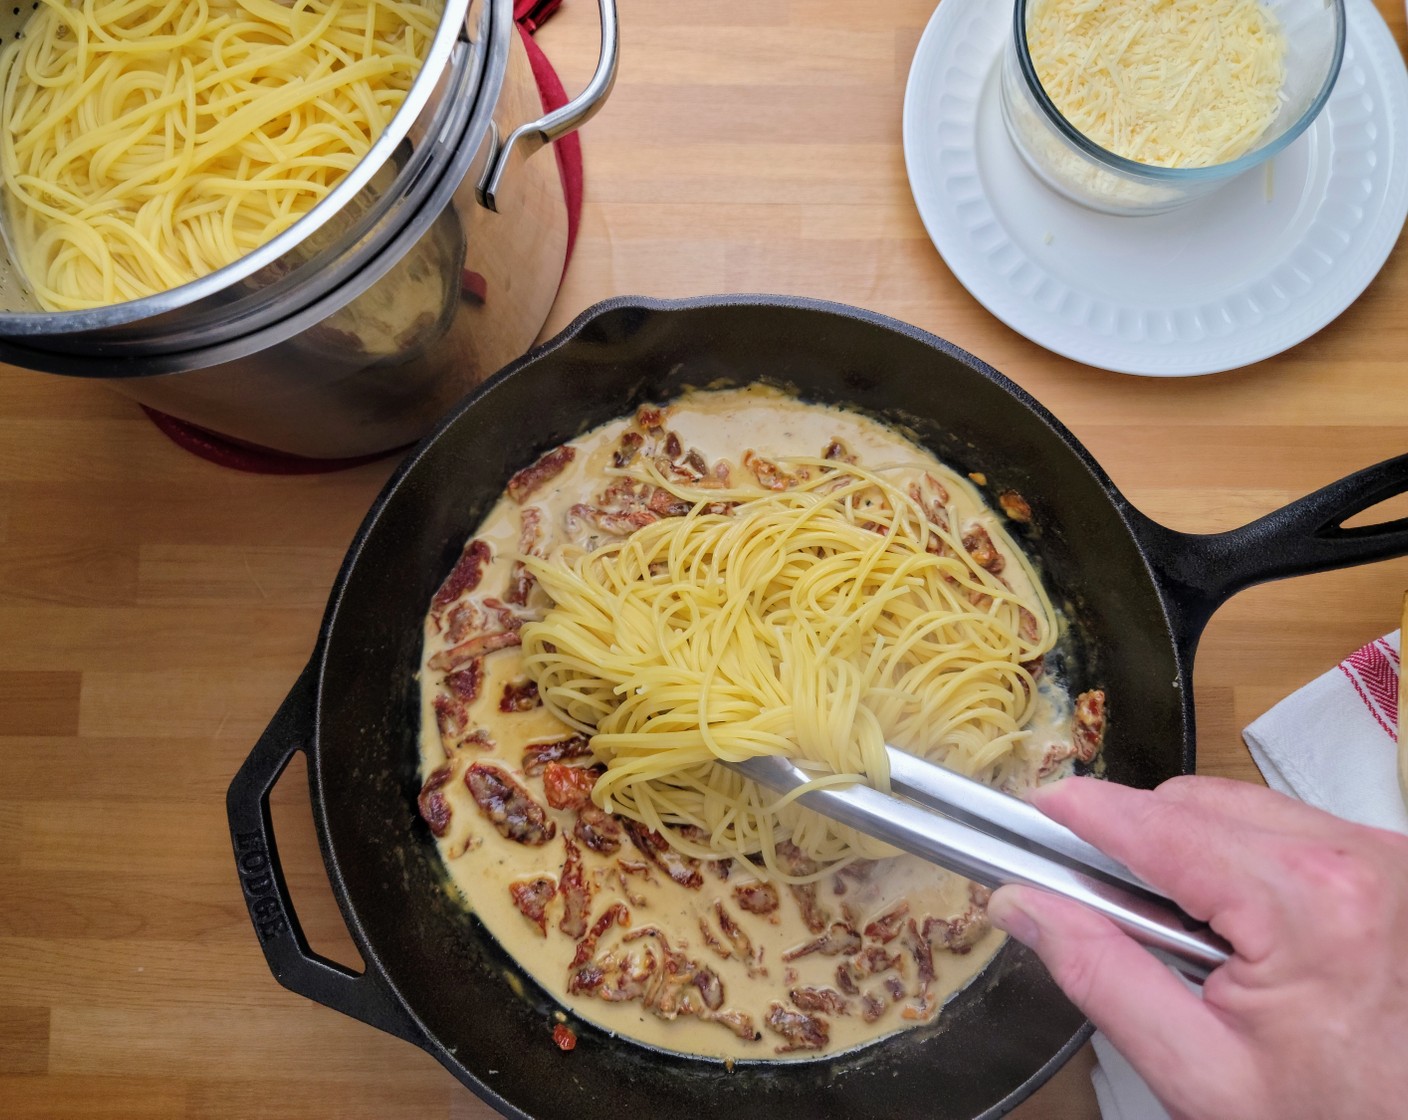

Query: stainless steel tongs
left=725, top=748, right=1231, bottom=981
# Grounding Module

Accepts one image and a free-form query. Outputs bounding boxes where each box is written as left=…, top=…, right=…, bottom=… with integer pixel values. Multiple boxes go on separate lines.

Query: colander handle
left=477, top=0, right=619, bottom=211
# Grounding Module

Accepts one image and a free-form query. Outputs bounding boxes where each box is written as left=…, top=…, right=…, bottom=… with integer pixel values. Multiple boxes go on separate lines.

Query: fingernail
left=988, top=892, right=1040, bottom=948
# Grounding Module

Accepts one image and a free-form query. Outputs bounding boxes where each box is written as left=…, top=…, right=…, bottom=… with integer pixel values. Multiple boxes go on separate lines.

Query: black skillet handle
left=1129, top=452, right=1408, bottom=655
left=226, top=664, right=425, bottom=1046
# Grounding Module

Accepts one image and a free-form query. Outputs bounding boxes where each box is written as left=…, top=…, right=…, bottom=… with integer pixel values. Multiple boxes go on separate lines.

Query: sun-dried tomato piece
left=499, top=678, right=540, bottom=712
left=542, top=762, right=600, bottom=811
left=431, top=539, right=491, bottom=613
left=863, top=901, right=909, bottom=944
left=417, top=765, right=454, bottom=837
left=551, top=1023, right=577, bottom=1051
left=508, top=446, right=576, bottom=504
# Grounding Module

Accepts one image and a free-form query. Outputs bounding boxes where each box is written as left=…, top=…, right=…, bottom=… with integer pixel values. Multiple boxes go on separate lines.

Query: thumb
left=988, top=885, right=1243, bottom=1109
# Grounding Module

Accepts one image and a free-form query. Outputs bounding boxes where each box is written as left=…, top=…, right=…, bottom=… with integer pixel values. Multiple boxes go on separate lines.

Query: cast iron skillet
left=228, top=295, right=1408, bottom=1120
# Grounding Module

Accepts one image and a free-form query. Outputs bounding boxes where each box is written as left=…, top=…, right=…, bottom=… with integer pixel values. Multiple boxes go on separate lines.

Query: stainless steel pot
left=0, top=0, right=618, bottom=458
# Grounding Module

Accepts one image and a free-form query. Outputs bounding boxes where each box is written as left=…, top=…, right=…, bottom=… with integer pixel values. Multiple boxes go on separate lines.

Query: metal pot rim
left=0, top=0, right=475, bottom=337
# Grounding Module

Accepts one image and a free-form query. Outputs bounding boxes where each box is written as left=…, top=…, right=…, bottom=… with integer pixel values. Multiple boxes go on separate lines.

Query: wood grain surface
left=3, top=2, right=1407, bottom=1117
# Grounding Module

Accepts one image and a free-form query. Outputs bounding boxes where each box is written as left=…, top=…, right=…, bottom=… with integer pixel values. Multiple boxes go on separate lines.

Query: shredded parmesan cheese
left=1027, top=0, right=1287, bottom=168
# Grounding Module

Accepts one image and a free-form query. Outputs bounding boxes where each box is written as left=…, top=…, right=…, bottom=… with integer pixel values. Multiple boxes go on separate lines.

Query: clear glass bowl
left=999, top=0, right=1346, bottom=216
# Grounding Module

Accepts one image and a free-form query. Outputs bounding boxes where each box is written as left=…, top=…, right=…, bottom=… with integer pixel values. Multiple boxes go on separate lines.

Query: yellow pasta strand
left=520, top=459, right=1058, bottom=883
left=0, top=0, right=441, bottom=311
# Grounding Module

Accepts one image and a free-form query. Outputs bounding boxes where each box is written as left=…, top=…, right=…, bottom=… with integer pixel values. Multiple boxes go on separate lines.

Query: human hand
left=987, top=775, right=1408, bottom=1120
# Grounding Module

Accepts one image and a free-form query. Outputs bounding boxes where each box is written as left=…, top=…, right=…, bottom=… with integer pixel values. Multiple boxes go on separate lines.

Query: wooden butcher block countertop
left=2, top=2, right=1407, bottom=1117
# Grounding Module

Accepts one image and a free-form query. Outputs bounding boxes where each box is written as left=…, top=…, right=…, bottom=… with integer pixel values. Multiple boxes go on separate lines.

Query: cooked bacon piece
left=835, top=942, right=904, bottom=995
left=962, top=525, right=1004, bottom=574
left=927, top=883, right=993, bottom=954
left=481, top=597, right=524, bottom=633
left=860, top=990, right=887, bottom=1022
left=999, top=490, right=1032, bottom=523
left=417, top=765, right=454, bottom=837
left=1018, top=608, right=1045, bottom=678
left=543, top=762, right=600, bottom=811
left=431, top=539, right=491, bottom=613
left=575, top=804, right=623, bottom=854
left=444, top=601, right=485, bottom=643
left=508, top=446, right=576, bottom=504
left=567, top=962, right=605, bottom=995
left=822, top=438, right=856, bottom=463
left=791, top=987, right=849, bottom=1017
left=598, top=945, right=659, bottom=1004
left=465, top=763, right=556, bottom=846
left=707, top=856, right=734, bottom=880
left=715, top=901, right=766, bottom=977
left=506, top=507, right=545, bottom=606
left=499, top=678, right=540, bottom=712
left=509, top=875, right=556, bottom=935
left=624, top=820, right=704, bottom=889
left=567, top=502, right=657, bottom=538
left=783, top=922, right=862, bottom=962
left=570, top=900, right=628, bottom=967
left=733, top=880, right=780, bottom=916
left=765, top=1003, right=829, bottom=1053
left=613, top=430, right=644, bottom=468
left=646, top=486, right=691, bottom=518
left=693, top=967, right=725, bottom=1011
left=445, top=659, right=484, bottom=703
left=635, top=405, right=666, bottom=433
left=1073, top=690, right=1107, bottom=763
left=863, top=901, right=910, bottom=944
left=704, top=1008, right=760, bottom=1041
left=775, top=842, right=829, bottom=932
left=552, top=1023, right=577, bottom=1051
left=663, top=431, right=683, bottom=459
left=699, top=916, right=731, bottom=960
left=908, top=474, right=952, bottom=538
left=463, top=728, right=494, bottom=750
left=428, top=631, right=521, bottom=672
left=433, top=693, right=468, bottom=741
left=902, top=918, right=936, bottom=994
left=857, top=945, right=903, bottom=975
left=743, top=450, right=808, bottom=492
left=684, top=448, right=709, bottom=476
left=886, top=975, right=908, bottom=1003
left=556, top=837, right=593, bottom=939
left=522, top=734, right=593, bottom=776
left=789, top=880, right=828, bottom=933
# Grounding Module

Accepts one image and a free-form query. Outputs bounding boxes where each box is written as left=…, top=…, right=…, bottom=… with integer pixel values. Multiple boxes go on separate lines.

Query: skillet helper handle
left=1132, top=452, right=1408, bottom=638
left=477, top=0, right=619, bottom=211
left=226, top=666, right=425, bottom=1046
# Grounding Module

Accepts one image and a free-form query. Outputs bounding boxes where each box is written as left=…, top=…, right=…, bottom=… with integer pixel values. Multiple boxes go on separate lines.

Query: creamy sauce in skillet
left=415, top=388, right=1100, bottom=1060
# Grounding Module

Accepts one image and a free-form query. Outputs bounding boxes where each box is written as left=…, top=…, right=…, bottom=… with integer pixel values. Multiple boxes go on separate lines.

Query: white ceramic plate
left=902, top=0, right=1408, bottom=376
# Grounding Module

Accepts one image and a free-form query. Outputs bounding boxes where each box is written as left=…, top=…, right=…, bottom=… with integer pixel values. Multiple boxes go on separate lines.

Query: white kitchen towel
left=1091, top=1032, right=1171, bottom=1120
left=1243, top=630, right=1408, bottom=834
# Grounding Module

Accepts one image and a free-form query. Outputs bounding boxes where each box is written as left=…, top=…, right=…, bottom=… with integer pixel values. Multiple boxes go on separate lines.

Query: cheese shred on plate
left=1027, top=0, right=1288, bottom=168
